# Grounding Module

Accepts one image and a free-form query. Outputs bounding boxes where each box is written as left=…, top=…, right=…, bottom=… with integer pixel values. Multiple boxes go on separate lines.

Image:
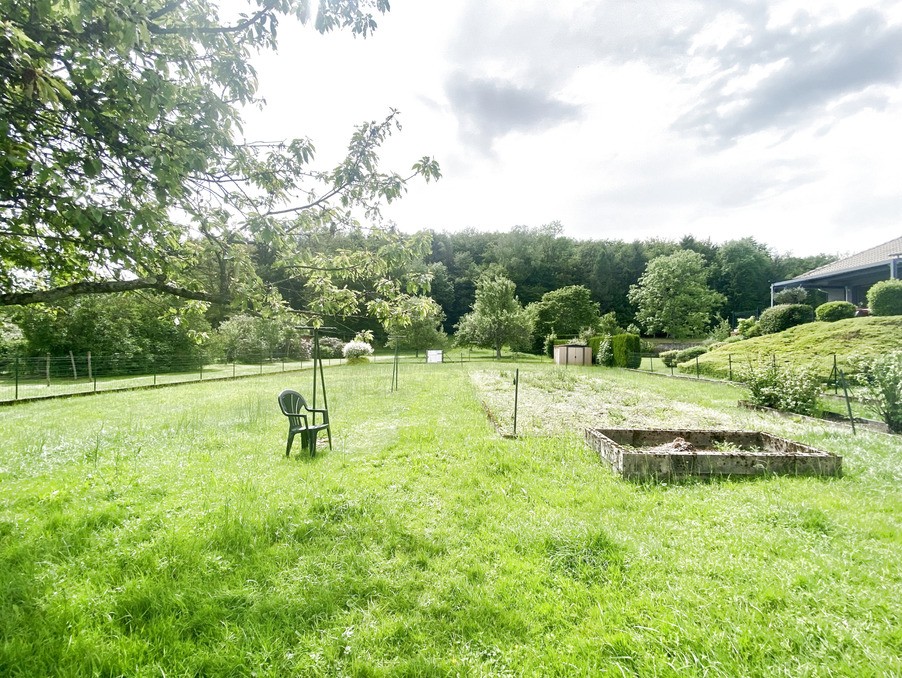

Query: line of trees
left=424, top=224, right=833, bottom=336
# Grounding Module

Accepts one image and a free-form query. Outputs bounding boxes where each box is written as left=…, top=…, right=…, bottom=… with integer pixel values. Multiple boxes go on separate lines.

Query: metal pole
left=728, top=355, right=733, bottom=382
left=839, top=369, right=856, bottom=435
left=833, top=354, right=838, bottom=395
left=14, top=356, right=18, bottom=401
left=312, top=329, right=319, bottom=409
left=513, top=368, right=519, bottom=436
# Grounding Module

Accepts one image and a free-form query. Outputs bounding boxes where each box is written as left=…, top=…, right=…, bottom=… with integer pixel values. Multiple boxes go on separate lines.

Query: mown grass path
left=1, top=362, right=899, bottom=676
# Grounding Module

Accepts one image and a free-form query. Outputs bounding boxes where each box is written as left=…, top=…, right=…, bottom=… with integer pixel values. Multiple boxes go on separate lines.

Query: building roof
left=787, top=235, right=902, bottom=283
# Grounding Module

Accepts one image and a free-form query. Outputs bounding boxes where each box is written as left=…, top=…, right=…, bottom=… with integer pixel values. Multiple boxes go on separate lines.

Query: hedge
left=612, top=333, right=641, bottom=368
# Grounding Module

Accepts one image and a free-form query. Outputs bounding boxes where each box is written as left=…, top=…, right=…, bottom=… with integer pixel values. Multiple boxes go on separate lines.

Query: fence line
left=0, top=348, right=544, bottom=404
left=0, top=352, right=332, bottom=404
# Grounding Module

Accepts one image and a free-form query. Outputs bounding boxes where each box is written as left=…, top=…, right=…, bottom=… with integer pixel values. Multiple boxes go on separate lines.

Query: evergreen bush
left=815, top=301, right=856, bottom=322
left=758, top=304, right=815, bottom=334
left=612, top=333, right=641, bottom=368
left=867, top=280, right=902, bottom=316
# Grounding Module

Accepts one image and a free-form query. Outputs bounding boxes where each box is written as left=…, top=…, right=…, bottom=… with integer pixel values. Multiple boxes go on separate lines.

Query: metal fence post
left=199, top=362, right=203, bottom=381
left=695, top=356, right=700, bottom=379
left=728, top=354, right=733, bottom=381
left=513, top=368, right=519, bottom=436
left=839, top=369, right=856, bottom=435
left=14, top=356, right=19, bottom=401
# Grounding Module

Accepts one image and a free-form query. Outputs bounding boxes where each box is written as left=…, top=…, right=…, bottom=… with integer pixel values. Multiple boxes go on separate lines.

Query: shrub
left=736, top=316, right=761, bottom=338
left=758, top=304, right=815, bottom=334
left=587, top=335, right=601, bottom=361
left=815, top=301, right=856, bottom=322
left=588, top=335, right=614, bottom=367
left=596, top=312, right=622, bottom=337
left=774, top=287, right=809, bottom=305
left=544, top=333, right=557, bottom=358
left=317, top=336, right=345, bottom=358
left=675, top=345, right=707, bottom=364
left=659, top=350, right=680, bottom=368
left=708, top=318, right=731, bottom=342
left=742, top=362, right=820, bottom=415
left=867, top=279, right=902, bottom=316
left=342, top=340, right=373, bottom=364
left=612, top=333, right=641, bottom=368
left=852, top=350, right=902, bottom=433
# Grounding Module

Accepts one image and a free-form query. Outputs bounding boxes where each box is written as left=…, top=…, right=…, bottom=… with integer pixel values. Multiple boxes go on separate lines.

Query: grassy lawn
left=687, top=317, right=902, bottom=382
left=1, top=361, right=899, bottom=676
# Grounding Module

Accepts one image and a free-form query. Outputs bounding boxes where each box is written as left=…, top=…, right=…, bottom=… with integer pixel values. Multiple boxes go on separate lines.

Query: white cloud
left=236, top=0, right=902, bottom=257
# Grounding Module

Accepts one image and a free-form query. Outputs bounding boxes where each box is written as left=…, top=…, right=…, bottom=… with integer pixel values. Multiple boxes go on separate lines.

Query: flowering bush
left=342, top=340, right=374, bottom=364
left=317, top=336, right=345, bottom=358
left=851, top=351, right=902, bottom=433
left=742, top=362, right=820, bottom=415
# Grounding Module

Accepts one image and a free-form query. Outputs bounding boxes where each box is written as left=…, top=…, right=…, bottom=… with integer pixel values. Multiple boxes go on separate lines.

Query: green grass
left=686, top=316, right=902, bottom=381
left=1, top=362, right=900, bottom=676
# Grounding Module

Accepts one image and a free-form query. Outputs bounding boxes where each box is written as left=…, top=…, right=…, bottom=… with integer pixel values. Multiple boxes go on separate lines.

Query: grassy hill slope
left=682, top=316, right=902, bottom=380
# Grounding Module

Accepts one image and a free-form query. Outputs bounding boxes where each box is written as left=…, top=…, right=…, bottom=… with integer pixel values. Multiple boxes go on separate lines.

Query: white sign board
left=426, top=350, right=443, bottom=364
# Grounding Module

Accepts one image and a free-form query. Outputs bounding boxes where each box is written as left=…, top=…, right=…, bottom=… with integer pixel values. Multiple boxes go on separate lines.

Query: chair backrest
left=278, top=389, right=308, bottom=420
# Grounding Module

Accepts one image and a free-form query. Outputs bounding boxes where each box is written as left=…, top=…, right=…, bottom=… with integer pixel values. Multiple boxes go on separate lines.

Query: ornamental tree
left=628, top=250, right=725, bottom=338
left=0, top=0, right=440, bottom=328
left=455, top=271, right=533, bottom=359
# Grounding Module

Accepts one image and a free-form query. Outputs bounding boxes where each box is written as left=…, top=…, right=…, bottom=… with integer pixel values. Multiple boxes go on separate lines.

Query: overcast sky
left=238, top=0, right=902, bottom=258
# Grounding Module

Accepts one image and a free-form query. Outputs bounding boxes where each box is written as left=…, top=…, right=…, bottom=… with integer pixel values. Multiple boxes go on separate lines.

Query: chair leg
left=326, top=425, right=332, bottom=450
left=286, top=431, right=295, bottom=457
left=309, top=430, right=317, bottom=456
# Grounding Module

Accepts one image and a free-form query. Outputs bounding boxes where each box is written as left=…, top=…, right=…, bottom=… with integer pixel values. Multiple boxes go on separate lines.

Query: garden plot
left=470, top=367, right=752, bottom=437
left=585, top=428, right=842, bottom=480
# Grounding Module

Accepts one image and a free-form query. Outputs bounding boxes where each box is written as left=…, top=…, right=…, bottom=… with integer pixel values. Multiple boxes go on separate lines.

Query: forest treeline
left=2, top=223, right=836, bottom=361
left=418, top=223, right=833, bottom=333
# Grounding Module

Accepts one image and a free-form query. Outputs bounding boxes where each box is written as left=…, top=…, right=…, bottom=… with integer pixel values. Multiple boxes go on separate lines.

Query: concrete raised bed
left=585, top=428, right=842, bottom=480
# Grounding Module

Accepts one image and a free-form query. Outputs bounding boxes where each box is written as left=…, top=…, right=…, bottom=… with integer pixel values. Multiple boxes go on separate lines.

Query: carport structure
left=771, top=235, right=902, bottom=306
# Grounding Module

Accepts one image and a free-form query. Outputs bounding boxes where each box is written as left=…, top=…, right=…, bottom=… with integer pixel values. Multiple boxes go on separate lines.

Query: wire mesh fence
left=0, top=352, right=329, bottom=404
left=0, top=347, right=545, bottom=404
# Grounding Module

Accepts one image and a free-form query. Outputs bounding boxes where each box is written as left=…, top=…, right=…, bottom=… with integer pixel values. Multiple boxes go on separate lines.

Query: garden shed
left=554, top=344, right=592, bottom=366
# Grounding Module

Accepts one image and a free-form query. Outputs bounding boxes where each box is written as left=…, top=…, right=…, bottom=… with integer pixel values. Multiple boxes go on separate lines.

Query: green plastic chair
left=277, top=389, right=332, bottom=457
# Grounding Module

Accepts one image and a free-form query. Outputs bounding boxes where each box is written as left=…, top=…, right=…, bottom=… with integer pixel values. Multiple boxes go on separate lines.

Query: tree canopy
left=455, top=270, right=532, bottom=358
left=0, top=0, right=440, bottom=327
left=528, top=284, right=601, bottom=351
left=628, top=250, right=726, bottom=338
